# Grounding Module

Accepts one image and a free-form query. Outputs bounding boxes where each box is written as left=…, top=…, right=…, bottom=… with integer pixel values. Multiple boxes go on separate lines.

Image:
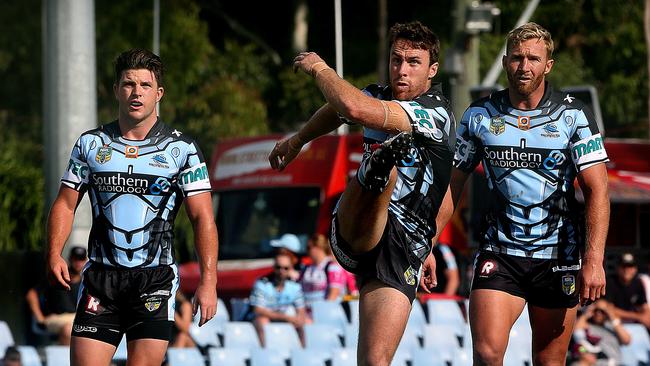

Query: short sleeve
left=177, top=142, right=212, bottom=197
left=569, top=108, right=609, bottom=172
left=249, top=280, right=269, bottom=308
left=61, top=136, right=90, bottom=191
left=453, top=107, right=484, bottom=172
left=326, top=261, right=346, bottom=290
left=394, top=98, right=455, bottom=147
left=292, top=284, right=306, bottom=309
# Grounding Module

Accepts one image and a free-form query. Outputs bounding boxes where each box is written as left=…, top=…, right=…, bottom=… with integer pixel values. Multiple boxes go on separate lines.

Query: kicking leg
left=338, top=132, right=413, bottom=254
left=357, top=279, right=412, bottom=366
left=529, top=305, right=578, bottom=366
left=470, top=289, right=527, bottom=366
left=126, top=338, right=169, bottom=366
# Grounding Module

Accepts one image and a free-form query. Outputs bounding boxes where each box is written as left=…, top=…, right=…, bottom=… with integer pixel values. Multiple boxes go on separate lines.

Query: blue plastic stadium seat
left=45, top=345, right=70, bottom=366
left=290, top=348, right=330, bottom=366
left=621, top=323, right=650, bottom=365
left=208, top=347, right=249, bottom=366
left=166, top=347, right=204, bottom=366
left=411, top=348, right=448, bottom=366
left=17, top=345, right=42, bottom=366
left=263, top=322, right=302, bottom=358
left=112, top=335, right=128, bottom=360
left=250, top=348, right=286, bottom=366
left=305, top=323, right=343, bottom=350
left=223, top=321, right=261, bottom=350
left=311, top=301, right=348, bottom=334
left=331, top=347, right=356, bottom=366
left=0, top=321, right=15, bottom=359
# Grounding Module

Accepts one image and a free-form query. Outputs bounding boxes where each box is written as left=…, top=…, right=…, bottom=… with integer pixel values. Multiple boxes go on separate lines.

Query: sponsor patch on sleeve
left=62, top=156, right=90, bottom=190
left=396, top=101, right=444, bottom=142
left=570, top=133, right=609, bottom=172
left=178, top=162, right=211, bottom=196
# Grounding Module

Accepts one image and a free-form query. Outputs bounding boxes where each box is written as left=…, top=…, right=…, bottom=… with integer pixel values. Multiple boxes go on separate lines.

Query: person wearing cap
left=26, top=246, right=88, bottom=345
left=569, top=299, right=630, bottom=366
left=270, top=233, right=303, bottom=281
left=248, top=251, right=308, bottom=346
left=605, top=252, right=650, bottom=328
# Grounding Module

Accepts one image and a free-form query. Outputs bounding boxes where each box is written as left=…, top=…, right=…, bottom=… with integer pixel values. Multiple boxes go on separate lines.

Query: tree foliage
left=0, top=0, right=648, bottom=253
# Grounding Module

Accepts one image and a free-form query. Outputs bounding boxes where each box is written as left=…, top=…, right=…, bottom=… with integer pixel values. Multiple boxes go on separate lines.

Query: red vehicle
left=179, top=132, right=650, bottom=299
left=179, top=133, right=363, bottom=299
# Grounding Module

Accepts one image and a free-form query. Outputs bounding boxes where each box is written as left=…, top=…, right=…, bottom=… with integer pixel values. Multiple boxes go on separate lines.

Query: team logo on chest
left=489, top=117, right=505, bottom=135
left=517, top=116, right=530, bottom=130
left=95, top=145, right=112, bottom=164
left=561, top=274, right=576, bottom=295
left=125, top=145, right=139, bottom=158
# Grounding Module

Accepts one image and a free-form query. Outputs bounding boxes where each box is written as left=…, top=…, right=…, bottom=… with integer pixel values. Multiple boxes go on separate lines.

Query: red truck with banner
left=179, top=132, right=650, bottom=300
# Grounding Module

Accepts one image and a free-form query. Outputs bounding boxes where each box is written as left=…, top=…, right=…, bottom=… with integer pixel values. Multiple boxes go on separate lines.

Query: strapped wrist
left=310, top=61, right=331, bottom=78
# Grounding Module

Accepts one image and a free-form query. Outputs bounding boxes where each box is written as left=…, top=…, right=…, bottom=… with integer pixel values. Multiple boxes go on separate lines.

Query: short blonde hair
left=506, top=22, right=554, bottom=59
left=308, top=233, right=331, bottom=256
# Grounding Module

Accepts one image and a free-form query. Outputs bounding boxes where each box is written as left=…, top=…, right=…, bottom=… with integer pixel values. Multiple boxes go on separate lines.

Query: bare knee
left=359, top=350, right=393, bottom=366
left=473, top=341, right=505, bottom=366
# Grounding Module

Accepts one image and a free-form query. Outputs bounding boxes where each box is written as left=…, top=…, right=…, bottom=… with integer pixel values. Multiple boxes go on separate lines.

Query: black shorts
left=72, top=263, right=178, bottom=346
left=471, top=250, right=580, bottom=308
left=330, top=212, right=422, bottom=303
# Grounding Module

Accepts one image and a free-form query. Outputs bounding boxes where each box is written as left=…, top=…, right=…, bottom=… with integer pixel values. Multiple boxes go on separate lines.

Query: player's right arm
left=46, top=185, right=82, bottom=291
left=48, top=137, right=91, bottom=290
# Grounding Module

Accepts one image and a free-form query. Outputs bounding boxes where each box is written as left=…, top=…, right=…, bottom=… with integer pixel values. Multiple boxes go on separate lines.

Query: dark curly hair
left=389, top=21, right=440, bottom=65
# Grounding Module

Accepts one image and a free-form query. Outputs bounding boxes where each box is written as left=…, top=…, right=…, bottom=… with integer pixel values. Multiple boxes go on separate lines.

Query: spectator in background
left=569, top=299, right=630, bottom=366
left=25, top=246, right=87, bottom=345
left=606, top=252, right=650, bottom=328
left=171, top=292, right=195, bottom=348
left=1, top=346, right=21, bottom=366
left=430, top=243, right=460, bottom=296
left=270, top=233, right=303, bottom=281
left=300, top=233, right=347, bottom=306
left=250, top=252, right=308, bottom=346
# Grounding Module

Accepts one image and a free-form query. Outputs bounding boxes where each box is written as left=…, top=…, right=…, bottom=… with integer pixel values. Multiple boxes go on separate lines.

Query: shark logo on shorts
left=404, top=266, right=417, bottom=286
left=562, top=274, right=576, bottom=295
left=144, top=297, right=162, bottom=312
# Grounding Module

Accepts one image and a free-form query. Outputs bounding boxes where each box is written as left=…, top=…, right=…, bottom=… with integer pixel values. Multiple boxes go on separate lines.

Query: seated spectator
left=430, top=243, right=460, bottom=296
left=1, top=346, right=21, bottom=366
left=25, top=246, right=87, bottom=345
left=606, top=252, right=650, bottom=328
left=569, top=299, right=630, bottom=366
left=300, top=233, right=347, bottom=305
left=249, top=252, right=308, bottom=346
left=171, top=291, right=196, bottom=348
left=270, top=233, right=303, bottom=281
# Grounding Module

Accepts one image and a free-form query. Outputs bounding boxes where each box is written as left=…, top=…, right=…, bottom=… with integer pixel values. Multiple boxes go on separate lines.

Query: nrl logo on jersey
left=489, top=117, right=505, bottom=135
left=95, top=146, right=112, bottom=164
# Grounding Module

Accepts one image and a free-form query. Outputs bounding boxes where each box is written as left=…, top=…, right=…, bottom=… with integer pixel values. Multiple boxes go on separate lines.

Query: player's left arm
left=293, top=52, right=412, bottom=133
left=185, top=191, right=219, bottom=326
left=577, top=163, right=609, bottom=305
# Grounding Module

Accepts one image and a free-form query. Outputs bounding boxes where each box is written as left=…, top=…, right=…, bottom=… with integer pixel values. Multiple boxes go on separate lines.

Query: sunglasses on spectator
left=274, top=265, right=291, bottom=270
